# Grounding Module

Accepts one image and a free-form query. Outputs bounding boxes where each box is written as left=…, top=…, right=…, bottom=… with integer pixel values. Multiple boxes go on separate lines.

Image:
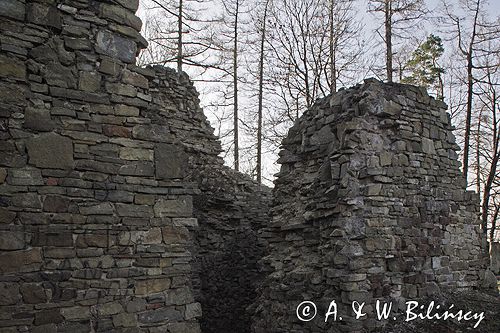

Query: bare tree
left=139, top=0, right=218, bottom=73
left=368, top=0, right=427, bottom=82
left=215, top=0, right=246, bottom=171
left=440, top=0, right=496, bottom=183
left=256, top=0, right=271, bottom=184
left=474, top=48, right=500, bottom=238
left=328, top=0, right=365, bottom=93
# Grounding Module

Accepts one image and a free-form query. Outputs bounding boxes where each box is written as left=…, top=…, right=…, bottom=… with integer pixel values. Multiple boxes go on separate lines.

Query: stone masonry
left=251, top=79, right=491, bottom=332
left=146, top=67, right=271, bottom=333
left=0, top=1, right=494, bottom=333
left=0, top=0, right=203, bottom=332
left=0, top=1, right=270, bottom=332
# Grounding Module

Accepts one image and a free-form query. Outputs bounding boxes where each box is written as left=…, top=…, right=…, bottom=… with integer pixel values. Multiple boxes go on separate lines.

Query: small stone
left=0, top=230, right=24, bottom=250
left=61, top=306, right=90, bottom=320
left=116, top=203, right=153, bottom=217
left=138, top=307, right=181, bottom=324
left=33, top=232, right=73, bottom=247
left=122, top=69, right=148, bottom=88
left=0, top=282, right=20, bottom=305
left=107, top=190, right=134, bottom=203
left=79, top=202, right=114, bottom=215
left=481, top=270, right=497, bottom=289
left=0, top=208, right=16, bottom=224
left=78, top=71, right=101, bottom=92
left=119, top=161, right=154, bottom=176
left=24, top=107, right=54, bottom=131
left=379, top=152, right=392, bottom=166
left=141, top=228, right=162, bottom=244
left=7, top=168, right=44, bottom=185
left=161, top=226, right=190, bottom=244
left=26, top=133, right=74, bottom=169
left=114, top=0, right=140, bottom=11
left=20, top=283, right=47, bottom=304
left=126, top=298, right=146, bottom=313
left=100, top=4, right=142, bottom=31
left=43, top=195, right=70, bottom=213
left=154, top=197, right=193, bottom=217
left=135, top=278, right=170, bottom=295
left=311, top=126, right=335, bottom=145
left=32, top=324, right=57, bottom=333
left=165, top=323, right=201, bottom=333
left=172, top=218, right=198, bottom=227
left=0, top=82, right=26, bottom=105
left=135, top=194, right=155, bottom=205
left=0, top=53, right=26, bottom=80
left=64, top=37, right=91, bottom=51
left=113, top=312, right=137, bottom=327
left=120, top=147, right=153, bottom=161
left=422, top=137, right=436, bottom=154
left=115, top=104, right=139, bottom=116
left=185, top=302, right=202, bottom=320
left=165, top=287, right=194, bottom=305
left=0, top=0, right=26, bottom=21
left=366, top=184, right=382, bottom=196
left=103, top=125, right=132, bottom=138
left=155, top=144, right=187, bottom=179
left=0, top=248, right=42, bottom=274
left=96, top=30, right=137, bottom=64
left=99, top=57, right=123, bottom=76
left=0, top=168, right=6, bottom=183
left=41, top=62, right=76, bottom=88
left=133, top=125, right=173, bottom=143
left=105, top=82, right=137, bottom=97
left=12, top=193, right=42, bottom=208
left=98, top=302, right=123, bottom=316
left=381, top=99, right=402, bottom=116
left=34, top=309, right=63, bottom=325
left=76, top=234, right=109, bottom=248
left=27, top=3, right=61, bottom=30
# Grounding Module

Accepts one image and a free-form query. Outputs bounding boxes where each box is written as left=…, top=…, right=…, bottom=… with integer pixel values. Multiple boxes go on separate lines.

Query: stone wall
left=0, top=1, right=202, bottom=332
left=147, top=67, right=271, bottom=333
left=0, top=1, right=270, bottom=332
left=491, top=242, right=500, bottom=275
left=252, top=79, right=491, bottom=332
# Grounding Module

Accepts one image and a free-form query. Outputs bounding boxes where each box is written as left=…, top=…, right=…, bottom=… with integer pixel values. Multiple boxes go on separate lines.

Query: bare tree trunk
left=463, top=53, right=474, bottom=181
left=490, top=205, right=499, bottom=243
left=329, top=0, right=336, bottom=94
left=177, top=0, right=183, bottom=72
left=481, top=88, right=498, bottom=236
left=475, top=111, right=482, bottom=195
left=233, top=0, right=240, bottom=171
left=462, top=0, right=481, bottom=183
left=257, top=0, right=270, bottom=184
left=385, top=0, right=393, bottom=82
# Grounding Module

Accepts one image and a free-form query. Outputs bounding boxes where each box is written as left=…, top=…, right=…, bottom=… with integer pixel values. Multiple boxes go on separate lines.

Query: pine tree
left=403, top=34, right=445, bottom=99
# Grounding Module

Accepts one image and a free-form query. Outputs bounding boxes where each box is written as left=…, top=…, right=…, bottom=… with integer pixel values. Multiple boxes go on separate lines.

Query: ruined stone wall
left=147, top=68, right=271, bottom=333
left=0, top=1, right=202, bottom=332
left=252, top=79, right=490, bottom=332
left=491, top=242, right=500, bottom=275
left=0, top=1, right=270, bottom=332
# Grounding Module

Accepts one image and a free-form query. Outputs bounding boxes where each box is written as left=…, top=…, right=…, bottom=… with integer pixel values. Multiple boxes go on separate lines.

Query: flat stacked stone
left=0, top=1, right=201, bottom=332
left=148, top=67, right=271, bottom=333
left=251, top=79, right=491, bottom=332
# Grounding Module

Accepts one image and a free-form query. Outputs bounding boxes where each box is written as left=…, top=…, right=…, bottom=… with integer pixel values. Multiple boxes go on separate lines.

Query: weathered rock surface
left=251, top=79, right=493, bottom=332
left=0, top=2, right=269, bottom=333
left=0, top=1, right=202, bottom=332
